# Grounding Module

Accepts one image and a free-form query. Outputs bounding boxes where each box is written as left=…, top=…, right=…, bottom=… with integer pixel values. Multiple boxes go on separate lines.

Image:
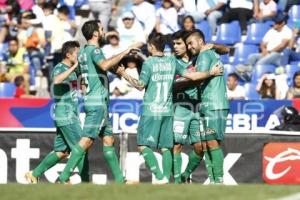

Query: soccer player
left=172, top=30, right=230, bottom=183
left=185, top=29, right=229, bottom=184
left=25, top=41, right=89, bottom=183
left=58, top=20, right=137, bottom=184
left=116, top=33, right=223, bottom=183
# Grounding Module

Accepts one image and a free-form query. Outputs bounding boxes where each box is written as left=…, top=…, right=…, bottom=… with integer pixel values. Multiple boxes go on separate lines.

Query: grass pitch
left=1, top=184, right=300, bottom=200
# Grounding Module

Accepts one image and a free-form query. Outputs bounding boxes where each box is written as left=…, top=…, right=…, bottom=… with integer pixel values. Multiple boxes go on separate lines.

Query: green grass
left=1, top=184, right=300, bottom=200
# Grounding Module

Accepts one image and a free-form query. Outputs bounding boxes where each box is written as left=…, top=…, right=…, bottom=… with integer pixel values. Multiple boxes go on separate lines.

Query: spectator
left=14, top=75, right=34, bottom=98
left=226, top=73, right=246, bottom=100
left=281, top=26, right=300, bottom=65
left=248, top=13, right=292, bottom=66
left=286, top=71, right=300, bottom=99
left=31, top=0, right=46, bottom=25
left=88, top=0, right=113, bottom=31
left=57, top=5, right=77, bottom=38
left=256, top=73, right=280, bottom=99
left=155, top=0, right=179, bottom=35
left=220, top=0, right=257, bottom=35
left=182, top=15, right=195, bottom=31
left=102, top=30, right=127, bottom=58
left=254, top=0, right=277, bottom=22
left=117, top=11, right=145, bottom=49
left=131, top=0, right=156, bottom=37
left=18, top=11, right=45, bottom=73
left=1, top=37, right=30, bottom=90
left=284, top=0, right=300, bottom=13
left=17, top=0, right=33, bottom=11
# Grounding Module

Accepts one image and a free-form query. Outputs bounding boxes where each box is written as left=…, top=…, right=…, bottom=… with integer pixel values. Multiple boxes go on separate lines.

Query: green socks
left=77, top=153, right=90, bottom=182
left=59, top=144, right=86, bottom=182
left=182, top=150, right=202, bottom=179
left=204, top=150, right=214, bottom=183
left=32, top=151, right=60, bottom=178
left=162, top=149, right=172, bottom=181
left=141, top=147, right=164, bottom=180
left=173, top=152, right=182, bottom=183
left=103, top=146, right=124, bottom=183
left=210, top=147, right=224, bottom=183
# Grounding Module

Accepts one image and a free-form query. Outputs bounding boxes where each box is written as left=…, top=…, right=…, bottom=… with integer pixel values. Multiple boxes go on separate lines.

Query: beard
left=98, top=36, right=106, bottom=47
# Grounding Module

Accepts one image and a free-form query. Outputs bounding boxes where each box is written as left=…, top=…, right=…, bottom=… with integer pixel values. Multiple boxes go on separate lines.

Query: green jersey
left=139, top=56, right=183, bottom=116
left=174, top=57, right=198, bottom=104
left=78, top=45, right=107, bottom=108
left=196, top=50, right=229, bottom=111
left=51, top=62, right=79, bottom=127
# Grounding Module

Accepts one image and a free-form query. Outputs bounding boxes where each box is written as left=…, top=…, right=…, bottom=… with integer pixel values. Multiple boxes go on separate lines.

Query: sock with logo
left=204, top=150, right=214, bottom=183
left=173, top=152, right=182, bottom=183
left=210, top=147, right=224, bottom=183
left=32, top=151, right=60, bottom=178
left=162, top=149, right=172, bottom=181
left=103, top=146, right=124, bottom=183
left=141, top=147, right=164, bottom=180
left=77, top=153, right=90, bottom=182
left=181, top=150, right=202, bottom=179
left=59, top=144, right=86, bottom=182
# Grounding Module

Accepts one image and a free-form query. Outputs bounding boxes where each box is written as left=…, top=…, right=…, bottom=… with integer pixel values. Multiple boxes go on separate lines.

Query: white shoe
left=154, top=177, right=169, bottom=185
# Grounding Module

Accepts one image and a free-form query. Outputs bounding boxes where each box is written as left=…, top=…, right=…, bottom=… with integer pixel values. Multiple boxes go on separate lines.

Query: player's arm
left=53, top=62, right=78, bottom=84
left=116, top=65, right=145, bottom=91
left=180, top=63, right=223, bottom=81
left=97, top=45, right=140, bottom=71
left=201, top=43, right=230, bottom=55
left=173, top=78, right=202, bottom=92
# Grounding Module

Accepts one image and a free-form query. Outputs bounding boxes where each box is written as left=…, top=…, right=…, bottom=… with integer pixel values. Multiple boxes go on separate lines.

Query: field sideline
left=1, top=184, right=300, bottom=200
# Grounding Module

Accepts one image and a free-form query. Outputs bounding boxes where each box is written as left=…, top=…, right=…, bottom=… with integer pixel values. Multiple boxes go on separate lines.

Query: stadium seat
left=0, top=82, right=16, bottom=97
left=196, top=20, right=212, bottom=42
left=290, top=61, right=300, bottom=66
left=220, top=54, right=229, bottom=64
left=224, top=64, right=236, bottom=78
left=215, top=21, right=241, bottom=45
left=288, top=5, right=300, bottom=24
left=286, top=64, right=300, bottom=85
left=244, top=23, right=270, bottom=45
left=244, top=83, right=260, bottom=99
left=231, top=44, right=259, bottom=64
left=253, top=64, right=276, bottom=81
left=154, top=0, right=162, bottom=9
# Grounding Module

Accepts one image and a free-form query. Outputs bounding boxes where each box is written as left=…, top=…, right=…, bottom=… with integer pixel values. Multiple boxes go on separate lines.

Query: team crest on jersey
left=94, top=49, right=101, bottom=54
left=205, top=128, right=216, bottom=135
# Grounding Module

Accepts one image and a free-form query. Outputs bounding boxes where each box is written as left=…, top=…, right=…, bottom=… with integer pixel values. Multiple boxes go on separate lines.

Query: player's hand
left=71, top=61, right=78, bottom=70
left=209, top=62, right=224, bottom=76
left=201, top=43, right=214, bottom=52
left=116, top=65, right=126, bottom=76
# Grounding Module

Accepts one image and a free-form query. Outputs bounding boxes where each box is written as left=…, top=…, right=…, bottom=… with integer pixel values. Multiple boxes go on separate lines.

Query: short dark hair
left=57, top=5, right=70, bottom=16
left=81, top=20, right=101, bottom=41
left=148, top=33, right=165, bottom=52
left=43, top=2, right=55, bottom=11
left=14, top=75, right=24, bottom=87
left=227, top=73, right=239, bottom=81
left=61, top=41, right=80, bottom=59
left=185, top=29, right=205, bottom=43
left=172, top=30, right=190, bottom=41
left=293, top=71, right=300, bottom=87
left=8, top=36, right=18, bottom=44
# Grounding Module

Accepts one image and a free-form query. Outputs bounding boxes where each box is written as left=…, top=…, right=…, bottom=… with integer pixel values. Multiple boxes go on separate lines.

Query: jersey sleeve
left=92, top=48, right=105, bottom=64
left=196, top=52, right=212, bottom=72
left=175, top=59, right=186, bottom=76
left=139, top=62, right=151, bottom=86
left=51, top=66, right=63, bottom=81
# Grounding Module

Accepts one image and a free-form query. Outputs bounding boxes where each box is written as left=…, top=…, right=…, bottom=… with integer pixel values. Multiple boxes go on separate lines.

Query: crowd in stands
left=0, top=0, right=299, bottom=100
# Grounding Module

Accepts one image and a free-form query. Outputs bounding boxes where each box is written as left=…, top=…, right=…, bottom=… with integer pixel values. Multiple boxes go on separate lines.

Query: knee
left=193, top=142, right=203, bottom=155
left=103, top=136, right=114, bottom=146
left=79, top=137, right=93, bottom=149
left=56, top=151, right=69, bottom=159
left=206, top=140, right=220, bottom=149
left=138, top=145, right=146, bottom=153
left=173, top=144, right=182, bottom=153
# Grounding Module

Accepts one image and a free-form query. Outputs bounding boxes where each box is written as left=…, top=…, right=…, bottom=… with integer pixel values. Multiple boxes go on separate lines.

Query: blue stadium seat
left=0, top=82, right=16, bottom=97
left=286, top=64, right=300, bottom=85
left=290, top=61, right=300, bottom=66
left=196, top=20, right=212, bottom=42
left=288, top=5, right=300, bottom=24
left=244, top=23, right=270, bottom=45
left=224, top=64, right=236, bottom=78
left=154, top=0, right=162, bottom=9
left=244, top=83, right=260, bottom=99
left=231, top=44, right=259, bottom=64
left=253, top=64, right=276, bottom=81
left=215, top=21, right=241, bottom=45
left=220, top=54, right=229, bottom=64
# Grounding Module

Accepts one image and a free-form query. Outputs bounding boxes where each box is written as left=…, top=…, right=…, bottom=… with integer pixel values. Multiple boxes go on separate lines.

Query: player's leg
left=181, top=113, right=203, bottom=182
left=173, top=106, right=189, bottom=183
left=137, top=116, right=165, bottom=182
left=205, top=109, right=229, bottom=184
left=159, top=116, right=174, bottom=182
left=59, top=108, right=105, bottom=182
left=100, top=120, right=125, bottom=183
left=25, top=127, right=69, bottom=183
